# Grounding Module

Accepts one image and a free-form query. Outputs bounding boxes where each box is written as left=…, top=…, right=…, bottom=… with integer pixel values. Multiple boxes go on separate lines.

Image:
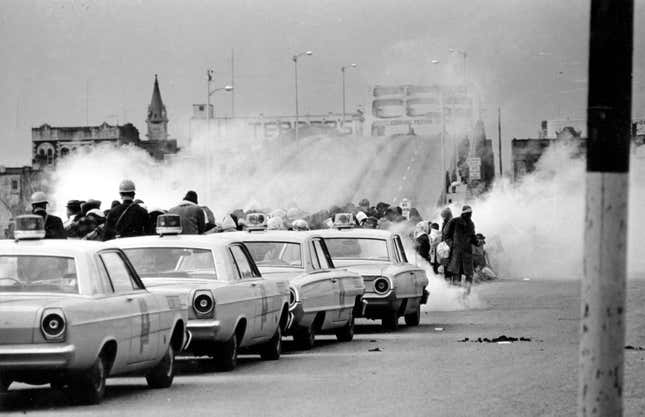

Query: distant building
left=31, top=75, right=178, bottom=168
left=0, top=166, right=41, bottom=238
left=32, top=122, right=141, bottom=168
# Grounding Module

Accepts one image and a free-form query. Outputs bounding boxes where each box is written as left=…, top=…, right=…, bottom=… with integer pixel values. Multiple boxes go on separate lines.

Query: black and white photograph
left=0, top=0, right=644, bottom=415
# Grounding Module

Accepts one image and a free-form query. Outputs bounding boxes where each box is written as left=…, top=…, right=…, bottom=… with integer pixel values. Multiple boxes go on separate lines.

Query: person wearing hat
left=168, top=190, right=205, bottom=235
left=102, top=179, right=149, bottom=240
left=30, top=191, right=66, bottom=239
left=444, top=205, right=478, bottom=294
left=80, top=199, right=101, bottom=216
left=63, top=199, right=83, bottom=237
left=82, top=209, right=106, bottom=241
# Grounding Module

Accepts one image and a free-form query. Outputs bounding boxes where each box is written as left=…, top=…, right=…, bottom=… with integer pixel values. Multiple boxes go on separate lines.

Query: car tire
left=213, top=334, right=238, bottom=372
left=260, top=326, right=282, bottom=360
left=146, top=344, right=175, bottom=388
left=404, top=304, right=421, bottom=326
left=293, top=325, right=315, bottom=350
left=381, top=310, right=399, bottom=331
left=335, top=316, right=355, bottom=342
left=72, top=355, right=107, bottom=405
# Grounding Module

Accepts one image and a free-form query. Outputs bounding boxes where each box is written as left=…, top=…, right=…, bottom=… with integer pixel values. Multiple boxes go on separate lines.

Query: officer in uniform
left=30, top=191, right=66, bottom=239
left=102, top=179, right=149, bottom=241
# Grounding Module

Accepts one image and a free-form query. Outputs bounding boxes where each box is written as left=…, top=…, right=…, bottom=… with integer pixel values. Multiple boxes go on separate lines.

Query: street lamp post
left=341, top=64, right=357, bottom=129
left=205, top=67, right=233, bottom=201
left=293, top=50, right=312, bottom=144
left=449, top=48, right=467, bottom=81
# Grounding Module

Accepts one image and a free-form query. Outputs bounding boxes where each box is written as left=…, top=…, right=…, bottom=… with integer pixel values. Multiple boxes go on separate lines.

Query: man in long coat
left=445, top=205, right=477, bottom=294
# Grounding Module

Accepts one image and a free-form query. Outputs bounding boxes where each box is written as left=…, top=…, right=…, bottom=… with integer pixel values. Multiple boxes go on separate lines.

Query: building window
left=11, top=180, right=18, bottom=191
left=47, top=149, right=53, bottom=164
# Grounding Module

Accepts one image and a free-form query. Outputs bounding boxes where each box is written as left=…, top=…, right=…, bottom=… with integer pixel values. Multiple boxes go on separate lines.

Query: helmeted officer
left=102, top=179, right=149, bottom=241
left=30, top=191, right=66, bottom=239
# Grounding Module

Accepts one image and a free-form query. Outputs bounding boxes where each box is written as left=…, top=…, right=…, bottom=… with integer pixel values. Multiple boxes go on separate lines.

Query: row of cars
left=0, top=213, right=429, bottom=404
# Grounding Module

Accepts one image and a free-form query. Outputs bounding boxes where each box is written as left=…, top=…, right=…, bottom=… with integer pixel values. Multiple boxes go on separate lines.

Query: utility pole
left=497, top=106, right=503, bottom=176
left=231, top=49, right=235, bottom=119
left=341, top=64, right=357, bottom=129
left=440, top=89, right=447, bottom=203
left=207, top=69, right=213, bottom=140
left=579, top=1, right=633, bottom=416
left=292, top=50, right=312, bottom=145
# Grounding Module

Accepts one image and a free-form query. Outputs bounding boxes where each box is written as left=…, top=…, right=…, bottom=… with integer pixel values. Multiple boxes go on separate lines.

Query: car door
left=228, top=244, right=264, bottom=340
left=99, top=250, right=159, bottom=364
left=310, top=238, right=343, bottom=324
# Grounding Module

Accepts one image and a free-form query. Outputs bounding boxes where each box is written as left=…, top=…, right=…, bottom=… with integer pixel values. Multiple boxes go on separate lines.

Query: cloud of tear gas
left=48, top=128, right=442, bottom=221
left=455, top=142, right=645, bottom=280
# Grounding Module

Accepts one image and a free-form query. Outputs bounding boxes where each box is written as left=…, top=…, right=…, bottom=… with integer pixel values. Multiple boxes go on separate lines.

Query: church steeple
left=146, top=74, right=169, bottom=141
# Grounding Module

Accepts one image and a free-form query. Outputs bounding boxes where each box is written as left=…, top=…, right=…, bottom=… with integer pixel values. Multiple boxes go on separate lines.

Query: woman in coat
left=445, top=205, right=478, bottom=294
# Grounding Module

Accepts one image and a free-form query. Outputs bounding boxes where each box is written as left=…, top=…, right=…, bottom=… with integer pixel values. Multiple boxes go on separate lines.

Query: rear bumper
left=0, top=344, right=76, bottom=370
left=187, top=319, right=221, bottom=341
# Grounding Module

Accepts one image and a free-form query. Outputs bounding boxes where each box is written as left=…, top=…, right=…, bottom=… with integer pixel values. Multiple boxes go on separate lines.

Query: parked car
left=0, top=215, right=187, bottom=404
left=230, top=229, right=365, bottom=349
left=112, top=214, right=291, bottom=371
left=319, top=224, right=429, bottom=330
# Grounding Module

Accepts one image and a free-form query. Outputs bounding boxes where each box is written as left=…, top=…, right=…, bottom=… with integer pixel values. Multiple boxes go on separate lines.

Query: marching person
left=63, top=200, right=82, bottom=235
left=82, top=209, right=106, bottom=241
left=30, top=191, right=66, bottom=239
left=102, top=179, right=149, bottom=240
left=444, top=205, right=478, bottom=295
left=440, top=207, right=454, bottom=282
left=429, top=222, right=441, bottom=274
left=169, top=190, right=205, bottom=234
left=414, top=221, right=431, bottom=264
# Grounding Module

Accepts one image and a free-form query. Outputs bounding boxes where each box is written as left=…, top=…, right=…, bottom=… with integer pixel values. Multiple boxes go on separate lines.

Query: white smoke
left=462, top=142, right=645, bottom=279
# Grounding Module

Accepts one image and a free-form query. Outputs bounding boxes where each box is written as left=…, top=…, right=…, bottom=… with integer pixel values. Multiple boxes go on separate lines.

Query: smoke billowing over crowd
left=48, top=129, right=645, bottom=286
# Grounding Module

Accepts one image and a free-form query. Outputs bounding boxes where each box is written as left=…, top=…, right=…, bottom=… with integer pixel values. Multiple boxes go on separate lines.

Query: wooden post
left=579, top=1, right=633, bottom=416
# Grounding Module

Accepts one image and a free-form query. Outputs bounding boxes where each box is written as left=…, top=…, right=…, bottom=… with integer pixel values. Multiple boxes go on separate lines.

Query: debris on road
left=434, top=327, right=444, bottom=332
left=368, top=347, right=383, bottom=352
left=458, top=335, right=533, bottom=343
left=625, top=345, right=645, bottom=351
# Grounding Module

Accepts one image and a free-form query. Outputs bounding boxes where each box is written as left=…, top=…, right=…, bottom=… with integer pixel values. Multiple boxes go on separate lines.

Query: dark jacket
left=169, top=201, right=205, bottom=234
left=445, top=215, right=477, bottom=276
left=415, top=234, right=431, bottom=264
left=102, top=200, right=149, bottom=240
left=44, top=214, right=66, bottom=239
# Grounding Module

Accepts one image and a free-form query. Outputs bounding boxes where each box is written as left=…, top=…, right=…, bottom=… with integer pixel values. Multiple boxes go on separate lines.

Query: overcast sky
left=0, top=0, right=643, bottom=166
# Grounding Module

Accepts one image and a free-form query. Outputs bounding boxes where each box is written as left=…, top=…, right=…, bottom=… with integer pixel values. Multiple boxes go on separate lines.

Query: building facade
left=31, top=75, right=178, bottom=168
left=0, top=166, right=41, bottom=238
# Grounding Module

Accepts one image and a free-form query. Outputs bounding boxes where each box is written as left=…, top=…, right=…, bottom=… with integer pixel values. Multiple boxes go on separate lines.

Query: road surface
left=2, top=279, right=644, bottom=416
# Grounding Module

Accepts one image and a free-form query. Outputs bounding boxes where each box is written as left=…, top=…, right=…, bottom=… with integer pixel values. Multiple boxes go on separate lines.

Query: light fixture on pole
left=293, top=50, right=313, bottom=143
left=448, top=48, right=467, bottom=81
left=341, top=63, right=357, bottom=129
left=205, top=67, right=233, bottom=201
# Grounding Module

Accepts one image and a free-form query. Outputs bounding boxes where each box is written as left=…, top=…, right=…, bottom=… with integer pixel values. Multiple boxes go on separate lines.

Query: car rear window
left=325, top=238, right=390, bottom=261
left=0, top=255, right=79, bottom=294
left=124, top=248, right=217, bottom=279
left=244, top=242, right=302, bottom=268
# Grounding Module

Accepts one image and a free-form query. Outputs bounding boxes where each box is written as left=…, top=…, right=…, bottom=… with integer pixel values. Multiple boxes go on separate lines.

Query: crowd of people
left=13, top=178, right=495, bottom=291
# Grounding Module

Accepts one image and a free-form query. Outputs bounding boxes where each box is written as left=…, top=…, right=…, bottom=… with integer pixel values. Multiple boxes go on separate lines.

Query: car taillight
left=41, top=309, right=66, bottom=341
left=193, top=290, right=214, bottom=316
left=373, top=277, right=390, bottom=294
left=289, top=287, right=298, bottom=309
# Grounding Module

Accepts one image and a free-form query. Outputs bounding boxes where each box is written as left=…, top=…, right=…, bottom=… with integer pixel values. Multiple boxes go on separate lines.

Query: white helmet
left=30, top=191, right=48, bottom=205
left=292, top=219, right=309, bottom=231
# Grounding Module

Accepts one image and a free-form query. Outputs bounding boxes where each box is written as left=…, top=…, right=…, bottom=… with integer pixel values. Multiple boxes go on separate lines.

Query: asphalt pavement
left=2, top=279, right=644, bottom=417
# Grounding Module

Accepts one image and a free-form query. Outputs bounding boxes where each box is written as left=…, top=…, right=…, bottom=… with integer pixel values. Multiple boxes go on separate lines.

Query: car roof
left=225, top=230, right=317, bottom=244
left=0, top=238, right=104, bottom=257
left=106, top=233, right=239, bottom=249
left=315, top=228, right=394, bottom=239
